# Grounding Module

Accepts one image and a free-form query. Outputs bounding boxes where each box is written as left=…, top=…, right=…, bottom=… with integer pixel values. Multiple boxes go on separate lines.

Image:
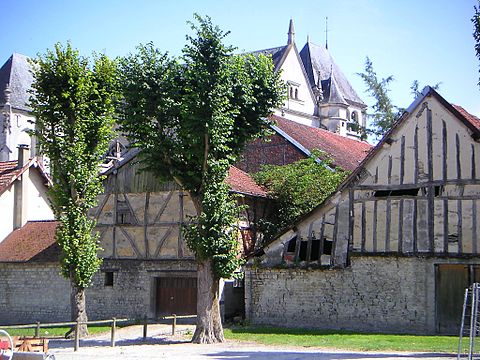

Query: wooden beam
left=428, top=186, right=435, bottom=252
left=318, top=214, right=326, bottom=263
left=373, top=201, right=378, bottom=252
left=456, top=133, right=462, bottom=180
left=388, top=155, right=392, bottom=185
left=154, top=226, right=175, bottom=258
left=458, top=199, right=463, bottom=254
left=361, top=202, right=366, bottom=253
left=400, top=136, right=405, bottom=185
left=427, top=108, right=433, bottom=183
left=442, top=121, right=448, bottom=181
left=178, top=191, right=184, bottom=258
left=473, top=200, right=478, bottom=255
left=152, top=191, right=175, bottom=224
left=94, top=194, right=111, bottom=221
left=443, top=199, right=449, bottom=254
left=118, top=226, right=142, bottom=258
left=413, top=199, right=418, bottom=254
left=398, top=199, right=404, bottom=253
left=306, top=222, right=314, bottom=263
left=414, top=124, right=419, bottom=183
left=331, top=205, right=340, bottom=261
left=144, top=192, right=150, bottom=258
left=123, top=193, right=141, bottom=225
left=385, top=199, right=391, bottom=251
left=348, top=189, right=354, bottom=253
left=374, top=167, right=378, bottom=184
left=472, top=144, right=477, bottom=180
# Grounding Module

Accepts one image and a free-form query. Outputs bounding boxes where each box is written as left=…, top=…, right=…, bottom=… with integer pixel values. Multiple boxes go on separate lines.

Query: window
left=116, top=200, right=134, bottom=224
left=351, top=111, right=358, bottom=123
left=294, top=88, right=298, bottom=100
left=374, top=186, right=442, bottom=198
left=104, top=271, right=114, bottom=286
left=285, top=236, right=332, bottom=261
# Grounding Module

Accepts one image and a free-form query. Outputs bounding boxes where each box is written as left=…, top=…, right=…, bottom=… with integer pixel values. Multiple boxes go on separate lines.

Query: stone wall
left=0, top=262, right=70, bottom=324
left=245, top=256, right=480, bottom=334
left=0, top=259, right=196, bottom=325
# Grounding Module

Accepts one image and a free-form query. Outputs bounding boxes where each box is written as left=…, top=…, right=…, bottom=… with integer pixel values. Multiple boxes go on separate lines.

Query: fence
left=0, top=314, right=196, bottom=351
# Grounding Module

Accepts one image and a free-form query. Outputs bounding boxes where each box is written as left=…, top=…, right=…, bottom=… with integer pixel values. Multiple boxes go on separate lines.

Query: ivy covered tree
left=119, top=15, right=284, bottom=343
left=253, top=151, right=348, bottom=243
left=29, top=43, right=118, bottom=337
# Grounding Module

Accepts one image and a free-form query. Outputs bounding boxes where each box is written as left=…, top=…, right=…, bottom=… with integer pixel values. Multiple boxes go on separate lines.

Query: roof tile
left=0, top=221, right=59, bottom=262
left=452, top=104, right=480, bottom=131
left=227, top=166, right=268, bottom=197
left=272, top=115, right=372, bottom=171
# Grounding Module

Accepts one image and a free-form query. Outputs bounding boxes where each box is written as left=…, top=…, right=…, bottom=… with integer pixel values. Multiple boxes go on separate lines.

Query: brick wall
left=237, top=134, right=305, bottom=173
left=245, top=256, right=480, bottom=334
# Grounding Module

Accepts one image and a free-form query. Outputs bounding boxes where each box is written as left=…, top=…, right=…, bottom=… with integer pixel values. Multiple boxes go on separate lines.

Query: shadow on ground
left=49, top=336, right=190, bottom=349
left=204, top=351, right=456, bottom=359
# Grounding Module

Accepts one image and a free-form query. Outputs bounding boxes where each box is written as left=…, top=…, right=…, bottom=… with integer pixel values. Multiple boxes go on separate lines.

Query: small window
left=294, top=88, right=298, bottom=99
left=286, top=236, right=297, bottom=252
left=289, top=87, right=294, bottom=99
left=323, top=238, right=333, bottom=255
left=351, top=111, right=358, bottom=123
left=116, top=200, right=134, bottom=224
left=105, top=271, right=114, bottom=287
left=374, top=188, right=420, bottom=197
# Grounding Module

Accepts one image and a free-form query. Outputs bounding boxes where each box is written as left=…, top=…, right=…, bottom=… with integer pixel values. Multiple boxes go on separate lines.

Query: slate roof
left=271, top=115, right=372, bottom=171
left=248, top=46, right=288, bottom=71
left=0, top=220, right=59, bottom=262
left=452, top=104, right=480, bottom=131
left=0, top=158, right=50, bottom=196
left=227, top=166, right=267, bottom=197
left=0, top=53, right=34, bottom=111
left=300, top=41, right=366, bottom=108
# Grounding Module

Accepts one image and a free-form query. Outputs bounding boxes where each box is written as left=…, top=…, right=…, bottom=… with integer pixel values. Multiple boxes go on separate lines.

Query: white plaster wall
left=0, top=188, right=14, bottom=242
left=5, top=110, right=36, bottom=161
left=280, top=49, right=315, bottom=117
left=27, top=169, right=54, bottom=221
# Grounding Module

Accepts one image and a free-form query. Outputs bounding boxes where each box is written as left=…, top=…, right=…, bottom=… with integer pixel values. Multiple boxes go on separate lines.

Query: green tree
left=29, top=43, right=118, bottom=337
left=358, top=57, right=440, bottom=138
left=357, top=57, right=397, bottom=138
left=119, top=15, right=284, bottom=343
left=253, top=151, right=348, bottom=243
left=473, top=1, right=480, bottom=87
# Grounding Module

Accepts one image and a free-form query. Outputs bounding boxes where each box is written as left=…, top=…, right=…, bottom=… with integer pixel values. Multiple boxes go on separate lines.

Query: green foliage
left=253, top=151, right=348, bottom=242
left=30, top=43, right=118, bottom=288
left=410, top=80, right=441, bottom=100
left=119, top=15, right=284, bottom=279
left=357, top=57, right=398, bottom=139
left=473, top=1, right=480, bottom=87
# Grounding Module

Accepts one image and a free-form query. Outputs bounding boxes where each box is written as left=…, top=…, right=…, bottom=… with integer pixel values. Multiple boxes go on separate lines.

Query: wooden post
left=74, top=320, right=80, bottom=352
left=111, top=317, right=116, bottom=347
left=143, top=316, right=148, bottom=339
left=35, top=322, right=40, bottom=338
left=171, top=314, right=176, bottom=336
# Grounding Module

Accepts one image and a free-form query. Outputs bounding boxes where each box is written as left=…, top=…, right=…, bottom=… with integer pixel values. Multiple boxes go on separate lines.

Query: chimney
left=13, top=145, right=30, bottom=229
left=17, top=144, right=30, bottom=168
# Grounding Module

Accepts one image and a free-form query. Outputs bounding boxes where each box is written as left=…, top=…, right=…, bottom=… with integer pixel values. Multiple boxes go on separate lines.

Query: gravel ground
left=45, top=325, right=458, bottom=360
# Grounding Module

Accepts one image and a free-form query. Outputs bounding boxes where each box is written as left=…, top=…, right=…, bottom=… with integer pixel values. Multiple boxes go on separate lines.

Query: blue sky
left=2, top=0, right=479, bottom=117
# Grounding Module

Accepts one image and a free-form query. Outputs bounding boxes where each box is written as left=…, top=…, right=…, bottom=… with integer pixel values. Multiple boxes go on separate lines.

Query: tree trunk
left=192, top=258, right=224, bottom=343
left=69, top=282, right=89, bottom=338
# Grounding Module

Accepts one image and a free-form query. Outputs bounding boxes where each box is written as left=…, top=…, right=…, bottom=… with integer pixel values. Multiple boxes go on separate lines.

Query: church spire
left=288, top=19, right=295, bottom=45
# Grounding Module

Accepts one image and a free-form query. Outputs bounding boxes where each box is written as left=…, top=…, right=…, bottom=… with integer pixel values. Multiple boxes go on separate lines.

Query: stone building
left=246, top=87, right=480, bottom=334
left=252, top=20, right=367, bottom=139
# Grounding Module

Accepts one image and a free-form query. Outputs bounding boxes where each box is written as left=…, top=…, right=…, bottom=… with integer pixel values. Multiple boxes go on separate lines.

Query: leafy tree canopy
left=29, top=43, right=118, bottom=336
left=473, top=1, right=480, bottom=87
left=253, top=151, right=348, bottom=243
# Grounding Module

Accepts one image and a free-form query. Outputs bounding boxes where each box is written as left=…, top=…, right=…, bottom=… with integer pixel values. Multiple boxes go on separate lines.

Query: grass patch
left=224, top=326, right=462, bottom=353
left=1, top=326, right=112, bottom=338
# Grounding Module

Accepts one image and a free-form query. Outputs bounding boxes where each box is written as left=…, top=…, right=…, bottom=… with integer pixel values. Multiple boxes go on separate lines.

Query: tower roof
left=300, top=41, right=366, bottom=108
left=288, top=19, right=295, bottom=45
left=0, top=53, right=34, bottom=111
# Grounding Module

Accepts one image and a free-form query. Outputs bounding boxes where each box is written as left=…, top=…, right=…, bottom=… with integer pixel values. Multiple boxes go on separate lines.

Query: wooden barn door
left=156, top=277, right=197, bottom=317
left=435, top=264, right=480, bottom=334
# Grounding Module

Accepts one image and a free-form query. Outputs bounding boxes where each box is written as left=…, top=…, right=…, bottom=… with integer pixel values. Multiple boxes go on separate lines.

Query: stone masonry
left=245, top=256, right=480, bottom=334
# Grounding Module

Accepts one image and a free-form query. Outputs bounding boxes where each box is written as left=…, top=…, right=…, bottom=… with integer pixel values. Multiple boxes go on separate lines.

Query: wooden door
left=156, top=277, right=197, bottom=317
left=436, top=264, right=469, bottom=334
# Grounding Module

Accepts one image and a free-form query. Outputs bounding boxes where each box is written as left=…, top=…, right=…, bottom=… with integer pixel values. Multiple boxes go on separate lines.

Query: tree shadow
left=48, top=336, right=190, bottom=349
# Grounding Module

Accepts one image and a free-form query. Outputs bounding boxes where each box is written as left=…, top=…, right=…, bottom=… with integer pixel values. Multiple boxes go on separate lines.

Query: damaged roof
left=0, top=158, right=51, bottom=196
left=0, top=53, right=34, bottom=111
left=0, top=220, right=59, bottom=262
left=271, top=115, right=372, bottom=171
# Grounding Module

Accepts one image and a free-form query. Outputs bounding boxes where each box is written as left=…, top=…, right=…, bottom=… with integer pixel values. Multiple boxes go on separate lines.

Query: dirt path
left=47, top=325, right=458, bottom=360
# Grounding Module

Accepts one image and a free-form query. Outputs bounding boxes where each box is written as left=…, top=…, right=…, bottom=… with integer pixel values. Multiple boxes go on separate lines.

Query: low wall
left=245, top=256, right=479, bottom=334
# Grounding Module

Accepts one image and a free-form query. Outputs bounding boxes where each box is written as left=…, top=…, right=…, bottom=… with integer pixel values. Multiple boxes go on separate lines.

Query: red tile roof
left=0, top=220, right=59, bottom=262
left=0, top=158, right=51, bottom=196
left=227, top=166, right=268, bottom=197
left=452, top=104, right=480, bottom=131
left=271, top=115, right=372, bottom=171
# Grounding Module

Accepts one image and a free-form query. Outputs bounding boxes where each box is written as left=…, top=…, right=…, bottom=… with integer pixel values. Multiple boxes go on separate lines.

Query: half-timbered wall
left=91, top=160, right=197, bottom=260
left=259, top=95, right=480, bottom=268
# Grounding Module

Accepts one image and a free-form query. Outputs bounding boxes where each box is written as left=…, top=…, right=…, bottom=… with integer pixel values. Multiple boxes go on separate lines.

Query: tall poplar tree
left=30, top=43, right=117, bottom=336
left=119, top=15, right=284, bottom=343
left=473, top=1, right=480, bottom=87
